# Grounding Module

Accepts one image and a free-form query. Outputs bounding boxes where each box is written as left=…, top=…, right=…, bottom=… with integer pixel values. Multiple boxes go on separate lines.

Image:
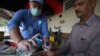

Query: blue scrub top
left=7, top=9, right=49, bottom=40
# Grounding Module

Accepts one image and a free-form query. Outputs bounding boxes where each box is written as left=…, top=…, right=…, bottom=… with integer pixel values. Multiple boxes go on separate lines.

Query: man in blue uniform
left=7, top=0, right=49, bottom=52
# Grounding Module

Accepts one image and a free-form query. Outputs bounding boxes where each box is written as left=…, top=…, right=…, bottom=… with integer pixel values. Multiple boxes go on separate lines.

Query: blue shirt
left=7, top=9, right=49, bottom=40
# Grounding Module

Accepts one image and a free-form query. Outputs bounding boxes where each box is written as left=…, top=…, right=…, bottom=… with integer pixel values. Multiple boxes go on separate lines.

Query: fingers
left=17, top=40, right=32, bottom=51
left=32, top=33, right=40, bottom=39
left=26, top=41, right=32, bottom=51
left=28, top=39, right=38, bottom=47
left=31, top=40, right=38, bottom=47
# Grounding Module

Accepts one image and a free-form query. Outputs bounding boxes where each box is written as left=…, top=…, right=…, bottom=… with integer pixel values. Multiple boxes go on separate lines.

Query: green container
left=0, top=31, right=4, bottom=42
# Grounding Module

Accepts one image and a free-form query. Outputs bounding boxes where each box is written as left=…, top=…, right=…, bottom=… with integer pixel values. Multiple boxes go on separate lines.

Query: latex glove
left=28, top=39, right=38, bottom=47
left=17, top=40, right=32, bottom=51
left=42, top=39, right=50, bottom=52
left=28, top=33, right=40, bottom=47
left=31, top=33, right=40, bottom=39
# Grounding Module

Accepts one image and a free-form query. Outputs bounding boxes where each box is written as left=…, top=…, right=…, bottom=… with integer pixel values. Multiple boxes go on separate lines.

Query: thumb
left=31, top=40, right=38, bottom=47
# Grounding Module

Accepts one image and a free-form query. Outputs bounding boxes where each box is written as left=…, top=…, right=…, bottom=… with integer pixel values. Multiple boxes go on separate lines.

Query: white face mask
left=31, top=8, right=41, bottom=16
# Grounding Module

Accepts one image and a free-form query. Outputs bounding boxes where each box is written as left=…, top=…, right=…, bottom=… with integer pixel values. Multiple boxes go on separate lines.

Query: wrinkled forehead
left=75, top=0, right=89, bottom=4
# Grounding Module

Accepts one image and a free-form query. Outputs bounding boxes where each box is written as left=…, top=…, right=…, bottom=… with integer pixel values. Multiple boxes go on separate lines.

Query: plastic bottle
left=44, top=41, right=50, bottom=52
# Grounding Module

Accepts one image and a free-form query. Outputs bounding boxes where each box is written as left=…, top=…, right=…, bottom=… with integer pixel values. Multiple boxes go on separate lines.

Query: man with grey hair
left=47, top=0, right=100, bottom=56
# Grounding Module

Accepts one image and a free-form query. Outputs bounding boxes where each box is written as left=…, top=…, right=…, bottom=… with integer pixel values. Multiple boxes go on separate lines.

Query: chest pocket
left=37, top=20, right=42, bottom=33
left=79, top=35, right=91, bottom=52
left=29, top=19, right=42, bottom=34
left=71, top=26, right=97, bottom=54
left=77, top=29, right=98, bottom=53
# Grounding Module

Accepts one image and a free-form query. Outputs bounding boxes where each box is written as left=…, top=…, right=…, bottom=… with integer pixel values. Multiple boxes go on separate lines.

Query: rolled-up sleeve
left=7, top=10, right=24, bottom=31
left=42, top=17, right=49, bottom=38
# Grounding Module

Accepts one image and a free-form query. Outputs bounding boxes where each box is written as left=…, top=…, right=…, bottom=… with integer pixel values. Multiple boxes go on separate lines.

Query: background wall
left=48, top=0, right=100, bottom=33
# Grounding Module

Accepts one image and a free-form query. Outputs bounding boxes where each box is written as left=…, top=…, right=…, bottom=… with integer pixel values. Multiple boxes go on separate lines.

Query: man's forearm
left=54, top=48, right=68, bottom=55
left=9, top=27, right=23, bottom=44
left=53, top=42, right=71, bottom=55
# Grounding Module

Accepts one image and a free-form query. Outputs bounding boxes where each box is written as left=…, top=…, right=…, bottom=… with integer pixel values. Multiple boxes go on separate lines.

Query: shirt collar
left=77, top=15, right=96, bottom=26
left=85, top=15, right=96, bottom=26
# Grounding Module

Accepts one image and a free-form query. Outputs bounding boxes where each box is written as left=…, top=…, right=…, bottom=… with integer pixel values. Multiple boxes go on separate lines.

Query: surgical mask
left=31, top=8, right=41, bottom=16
